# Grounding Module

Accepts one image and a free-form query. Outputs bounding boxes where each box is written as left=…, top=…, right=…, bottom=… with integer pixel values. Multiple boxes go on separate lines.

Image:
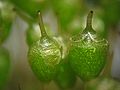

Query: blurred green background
left=0, top=0, right=120, bottom=90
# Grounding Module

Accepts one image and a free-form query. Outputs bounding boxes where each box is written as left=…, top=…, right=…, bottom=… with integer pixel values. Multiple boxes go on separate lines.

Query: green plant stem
left=38, top=11, right=48, bottom=38
left=14, top=8, right=34, bottom=25
left=18, top=83, right=21, bottom=90
left=102, top=51, right=113, bottom=77
left=41, top=82, right=45, bottom=90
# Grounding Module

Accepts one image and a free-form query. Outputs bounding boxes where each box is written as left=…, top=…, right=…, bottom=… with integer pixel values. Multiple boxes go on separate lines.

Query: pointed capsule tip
left=37, top=10, right=47, bottom=37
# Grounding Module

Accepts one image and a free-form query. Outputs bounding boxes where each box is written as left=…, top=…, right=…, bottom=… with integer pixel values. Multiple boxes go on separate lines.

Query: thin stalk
left=38, top=11, right=47, bottom=37
left=41, top=82, right=45, bottom=90
left=82, top=11, right=96, bottom=42
left=14, top=8, right=34, bottom=25
left=86, top=11, right=93, bottom=28
left=102, top=51, right=113, bottom=78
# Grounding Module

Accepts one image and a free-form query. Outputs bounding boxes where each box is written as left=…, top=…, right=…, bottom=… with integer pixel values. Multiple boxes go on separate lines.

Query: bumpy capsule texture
left=28, top=36, right=62, bottom=82
left=68, top=39, right=108, bottom=81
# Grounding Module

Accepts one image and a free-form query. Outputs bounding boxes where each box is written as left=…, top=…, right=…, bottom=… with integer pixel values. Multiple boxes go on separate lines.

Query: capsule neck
left=84, top=11, right=95, bottom=33
left=38, top=11, right=48, bottom=38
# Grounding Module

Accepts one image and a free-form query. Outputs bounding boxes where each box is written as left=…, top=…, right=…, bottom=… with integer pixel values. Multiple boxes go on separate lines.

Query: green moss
left=28, top=36, right=62, bottom=82
left=68, top=40, right=108, bottom=81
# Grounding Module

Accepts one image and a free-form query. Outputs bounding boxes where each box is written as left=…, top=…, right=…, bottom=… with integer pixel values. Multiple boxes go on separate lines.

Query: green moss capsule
left=28, top=11, right=62, bottom=82
left=68, top=11, right=109, bottom=81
